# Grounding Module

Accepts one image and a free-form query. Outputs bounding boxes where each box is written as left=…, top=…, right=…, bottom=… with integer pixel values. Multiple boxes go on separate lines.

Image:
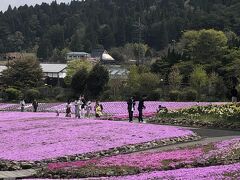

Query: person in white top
left=20, top=100, right=25, bottom=112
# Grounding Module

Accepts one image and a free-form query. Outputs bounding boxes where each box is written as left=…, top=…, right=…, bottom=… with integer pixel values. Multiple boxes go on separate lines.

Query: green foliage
left=169, top=90, right=181, bottom=101
left=139, top=72, right=160, bottom=95
left=4, top=88, right=21, bottom=101
left=1, top=57, right=43, bottom=88
left=181, top=88, right=197, bottom=101
left=179, top=29, right=228, bottom=71
left=110, top=48, right=127, bottom=63
left=86, top=64, right=109, bottom=98
left=71, top=68, right=88, bottom=95
left=64, top=60, right=93, bottom=86
left=168, top=65, right=182, bottom=90
left=208, top=72, right=226, bottom=100
left=1, top=0, right=240, bottom=55
left=190, top=65, right=208, bottom=99
left=24, top=89, right=40, bottom=102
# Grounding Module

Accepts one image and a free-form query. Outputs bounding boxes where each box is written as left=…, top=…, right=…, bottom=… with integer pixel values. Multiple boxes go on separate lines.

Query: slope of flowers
left=0, top=112, right=195, bottom=161
left=47, top=138, right=240, bottom=172
left=48, top=148, right=203, bottom=170
left=110, top=163, right=240, bottom=180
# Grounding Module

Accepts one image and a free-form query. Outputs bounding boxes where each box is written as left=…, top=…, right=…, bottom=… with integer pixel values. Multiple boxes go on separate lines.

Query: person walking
left=85, top=101, right=92, bottom=118
left=127, top=96, right=135, bottom=122
left=138, top=95, right=146, bottom=123
left=231, top=86, right=238, bottom=103
left=66, top=101, right=72, bottom=117
left=74, top=100, right=80, bottom=118
left=32, top=99, right=38, bottom=112
left=80, top=95, right=86, bottom=118
left=20, top=99, right=25, bottom=112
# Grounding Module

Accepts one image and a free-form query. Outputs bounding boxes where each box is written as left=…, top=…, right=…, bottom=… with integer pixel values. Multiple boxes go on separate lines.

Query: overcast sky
left=0, top=0, right=73, bottom=12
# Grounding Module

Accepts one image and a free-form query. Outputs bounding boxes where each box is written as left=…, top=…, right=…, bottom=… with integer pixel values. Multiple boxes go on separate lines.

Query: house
left=106, top=65, right=129, bottom=80
left=0, top=64, right=67, bottom=86
left=66, top=52, right=91, bottom=61
left=41, top=63, right=67, bottom=86
left=91, top=49, right=115, bottom=64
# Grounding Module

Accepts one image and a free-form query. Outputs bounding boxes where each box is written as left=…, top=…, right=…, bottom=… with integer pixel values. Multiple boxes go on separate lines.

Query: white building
left=66, top=52, right=91, bottom=61
left=40, top=63, right=67, bottom=79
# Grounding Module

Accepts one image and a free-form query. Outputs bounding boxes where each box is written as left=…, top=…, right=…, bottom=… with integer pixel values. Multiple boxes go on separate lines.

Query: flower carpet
left=0, top=101, right=225, bottom=120
left=110, top=163, right=240, bottom=180
left=0, top=112, right=196, bottom=161
left=47, top=137, right=240, bottom=170
left=37, top=138, right=240, bottom=179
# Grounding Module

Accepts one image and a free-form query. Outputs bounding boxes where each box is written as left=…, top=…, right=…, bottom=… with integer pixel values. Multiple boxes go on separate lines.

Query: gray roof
left=67, top=52, right=89, bottom=56
left=40, top=64, right=67, bottom=73
left=0, top=64, right=67, bottom=75
left=107, top=66, right=129, bottom=78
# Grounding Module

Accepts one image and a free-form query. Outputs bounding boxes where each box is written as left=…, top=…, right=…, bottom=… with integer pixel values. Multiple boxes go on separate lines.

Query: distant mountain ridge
left=0, top=0, right=239, bottom=59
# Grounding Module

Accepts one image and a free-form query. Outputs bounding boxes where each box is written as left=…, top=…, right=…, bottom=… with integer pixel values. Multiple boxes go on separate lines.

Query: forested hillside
left=0, top=0, right=240, bottom=59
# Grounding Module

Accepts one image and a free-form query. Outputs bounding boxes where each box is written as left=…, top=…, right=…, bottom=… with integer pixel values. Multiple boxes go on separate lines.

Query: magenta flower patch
left=110, top=163, right=240, bottom=180
left=0, top=112, right=195, bottom=161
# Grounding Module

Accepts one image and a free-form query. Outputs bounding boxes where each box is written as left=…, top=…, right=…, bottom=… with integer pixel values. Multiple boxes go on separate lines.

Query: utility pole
left=137, top=17, right=141, bottom=66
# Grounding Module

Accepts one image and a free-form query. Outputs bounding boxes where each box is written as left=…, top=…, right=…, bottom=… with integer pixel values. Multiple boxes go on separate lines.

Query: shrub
left=181, top=88, right=198, bottom=101
left=24, top=89, right=40, bottom=102
left=169, top=90, right=181, bottom=101
left=148, top=88, right=163, bottom=100
left=4, top=88, right=21, bottom=101
left=56, top=89, right=75, bottom=102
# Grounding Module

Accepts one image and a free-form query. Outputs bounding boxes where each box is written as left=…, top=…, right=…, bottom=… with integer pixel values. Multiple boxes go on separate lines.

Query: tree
left=6, top=31, right=24, bottom=52
left=190, top=65, right=208, bottom=99
left=64, top=59, right=93, bottom=86
left=168, top=65, right=182, bottom=90
left=127, top=65, right=141, bottom=93
left=139, top=72, right=160, bottom=95
left=86, top=64, right=109, bottom=98
left=70, top=27, right=85, bottom=51
left=1, top=57, right=43, bottom=88
left=37, top=38, right=52, bottom=59
left=71, top=68, right=88, bottom=95
left=179, top=29, right=228, bottom=69
left=98, top=24, right=115, bottom=49
left=208, top=72, right=226, bottom=100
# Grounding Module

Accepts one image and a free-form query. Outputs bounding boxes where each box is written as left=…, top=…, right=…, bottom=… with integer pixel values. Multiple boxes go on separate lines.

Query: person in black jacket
left=138, top=95, right=147, bottom=123
left=231, top=86, right=238, bottom=102
left=127, top=96, right=135, bottom=122
left=32, top=99, right=38, bottom=112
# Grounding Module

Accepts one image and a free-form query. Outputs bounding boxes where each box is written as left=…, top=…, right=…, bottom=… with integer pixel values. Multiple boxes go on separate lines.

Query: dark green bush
left=4, top=88, right=22, bottom=101
left=24, top=89, right=40, bottom=102
left=148, top=88, right=163, bottom=100
left=169, top=90, right=181, bottom=101
left=181, top=88, right=198, bottom=101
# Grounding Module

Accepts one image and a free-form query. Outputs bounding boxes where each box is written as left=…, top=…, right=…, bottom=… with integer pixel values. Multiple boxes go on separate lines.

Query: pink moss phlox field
left=47, top=138, right=240, bottom=171
left=110, top=163, right=240, bottom=180
left=46, top=101, right=224, bottom=117
left=202, top=138, right=240, bottom=160
left=48, top=148, right=202, bottom=170
left=0, top=112, right=195, bottom=161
